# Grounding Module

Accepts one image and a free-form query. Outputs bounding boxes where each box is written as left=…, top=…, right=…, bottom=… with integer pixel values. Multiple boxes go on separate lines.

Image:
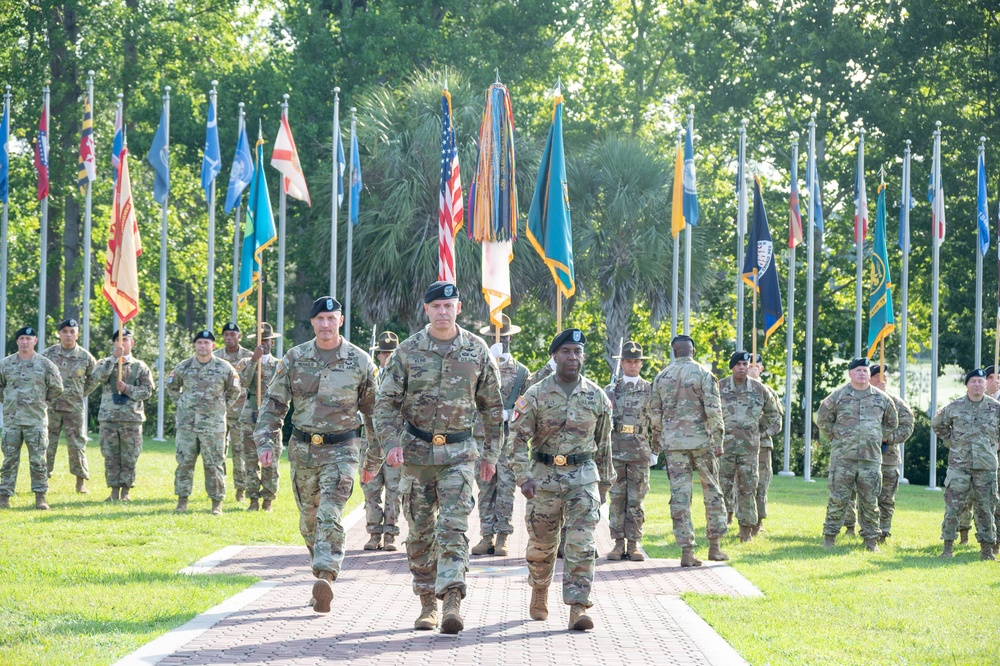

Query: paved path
left=115, top=496, right=758, bottom=666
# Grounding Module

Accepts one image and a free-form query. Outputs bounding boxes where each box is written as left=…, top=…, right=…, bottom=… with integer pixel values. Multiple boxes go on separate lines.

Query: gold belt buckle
left=432, top=434, right=446, bottom=446
left=621, top=425, right=636, bottom=434
left=553, top=454, right=567, bottom=466
left=311, top=434, right=323, bottom=445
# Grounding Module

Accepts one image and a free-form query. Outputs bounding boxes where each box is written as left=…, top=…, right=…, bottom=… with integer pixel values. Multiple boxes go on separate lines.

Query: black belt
left=533, top=451, right=594, bottom=466
left=615, top=424, right=643, bottom=435
left=293, top=426, right=362, bottom=445
left=405, top=422, right=472, bottom=446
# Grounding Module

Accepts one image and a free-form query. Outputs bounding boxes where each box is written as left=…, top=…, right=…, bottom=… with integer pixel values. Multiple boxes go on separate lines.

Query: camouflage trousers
left=608, top=459, right=649, bottom=540
left=958, top=471, right=1000, bottom=530
left=288, top=438, right=356, bottom=578
left=362, top=460, right=401, bottom=535
left=46, top=407, right=89, bottom=479
left=843, top=464, right=900, bottom=535
left=400, top=461, right=476, bottom=599
left=174, top=430, right=227, bottom=501
left=823, top=459, right=881, bottom=539
left=665, top=448, right=728, bottom=548
left=225, top=421, right=247, bottom=492
left=719, top=449, right=759, bottom=527
left=0, top=425, right=48, bottom=495
left=475, top=453, right=516, bottom=537
left=941, top=467, right=997, bottom=544
left=526, top=481, right=600, bottom=607
left=755, top=447, right=773, bottom=520
left=240, top=424, right=281, bottom=500
left=99, top=422, right=143, bottom=488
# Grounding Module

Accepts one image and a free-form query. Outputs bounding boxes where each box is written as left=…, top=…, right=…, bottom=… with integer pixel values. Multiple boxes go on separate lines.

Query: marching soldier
left=748, top=354, right=783, bottom=535
left=361, top=330, right=402, bottom=550
left=604, top=340, right=654, bottom=562
left=234, top=323, right=281, bottom=512
left=870, top=365, right=914, bottom=542
left=0, top=326, right=64, bottom=509
left=215, top=322, right=253, bottom=503
left=42, top=318, right=99, bottom=493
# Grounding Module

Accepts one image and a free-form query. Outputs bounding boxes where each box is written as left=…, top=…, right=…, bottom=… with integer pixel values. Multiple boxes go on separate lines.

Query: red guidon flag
left=103, top=148, right=142, bottom=323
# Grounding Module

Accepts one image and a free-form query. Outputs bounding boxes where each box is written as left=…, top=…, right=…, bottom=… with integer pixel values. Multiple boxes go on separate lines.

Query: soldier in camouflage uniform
left=0, top=326, right=64, bottom=509
left=361, top=330, right=402, bottom=551
left=91, top=328, right=154, bottom=501
left=42, top=318, right=98, bottom=493
left=642, top=335, right=728, bottom=567
left=255, top=297, right=377, bottom=615
left=931, top=368, right=999, bottom=560
left=365, top=281, right=503, bottom=635
left=818, top=357, right=898, bottom=552
left=471, top=315, right=533, bottom=559
left=234, top=323, right=281, bottom=512
left=510, top=328, right=614, bottom=632
left=168, top=329, right=241, bottom=515
left=956, top=365, right=1000, bottom=543
left=748, top=354, right=783, bottom=536
left=216, top=322, right=253, bottom=503
left=604, top=341, right=653, bottom=562
left=718, top=351, right=781, bottom=542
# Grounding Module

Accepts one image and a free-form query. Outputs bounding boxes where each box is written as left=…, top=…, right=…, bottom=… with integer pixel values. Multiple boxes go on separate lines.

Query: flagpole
left=276, top=94, right=289, bottom=357
left=671, top=130, right=682, bottom=341
left=683, top=105, right=694, bottom=335
left=975, top=137, right=986, bottom=367
left=38, top=82, right=50, bottom=350
left=231, top=103, right=245, bottom=324
left=0, top=85, right=10, bottom=427
left=803, top=113, right=817, bottom=483
left=257, top=245, right=264, bottom=409
left=781, top=132, right=799, bottom=477
left=330, top=87, right=340, bottom=298
left=206, top=80, right=218, bottom=331
left=855, top=126, right=865, bottom=359
left=81, top=71, right=95, bottom=355
left=345, top=108, right=356, bottom=343
left=751, top=274, right=758, bottom=363
left=928, top=121, right=942, bottom=491
left=155, top=86, right=170, bottom=442
left=736, top=120, right=747, bottom=350
left=899, top=139, right=911, bottom=484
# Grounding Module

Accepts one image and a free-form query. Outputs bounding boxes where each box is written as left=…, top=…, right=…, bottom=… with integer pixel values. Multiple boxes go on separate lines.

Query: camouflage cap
left=965, top=368, right=987, bottom=384
left=57, top=318, right=79, bottom=330
left=729, top=351, right=752, bottom=368
left=549, top=328, right=586, bottom=354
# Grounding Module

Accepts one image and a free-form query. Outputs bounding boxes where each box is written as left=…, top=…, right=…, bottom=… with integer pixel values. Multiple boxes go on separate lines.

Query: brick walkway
left=115, top=496, right=757, bottom=666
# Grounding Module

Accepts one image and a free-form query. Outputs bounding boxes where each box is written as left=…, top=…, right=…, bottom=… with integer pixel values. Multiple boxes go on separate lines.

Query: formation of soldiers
left=3, top=281, right=998, bottom=637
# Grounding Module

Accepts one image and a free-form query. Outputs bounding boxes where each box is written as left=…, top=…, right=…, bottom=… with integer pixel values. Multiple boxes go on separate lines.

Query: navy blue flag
left=349, top=124, right=361, bottom=225
left=224, top=123, right=253, bottom=214
left=977, top=152, right=989, bottom=256
left=741, top=176, right=784, bottom=345
left=200, top=98, right=221, bottom=201
left=147, top=106, right=170, bottom=203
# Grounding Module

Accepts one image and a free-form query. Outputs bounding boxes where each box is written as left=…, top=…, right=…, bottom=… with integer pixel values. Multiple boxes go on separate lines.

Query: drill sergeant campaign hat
left=375, top=331, right=399, bottom=352
left=478, top=314, right=521, bottom=337
left=248, top=322, right=281, bottom=340
left=549, top=328, right=586, bottom=355
left=310, top=296, right=342, bottom=318
left=614, top=341, right=649, bottom=360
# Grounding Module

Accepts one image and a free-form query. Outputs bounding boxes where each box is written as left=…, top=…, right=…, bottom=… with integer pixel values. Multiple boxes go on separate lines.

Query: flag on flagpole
left=103, top=148, right=142, bottom=323
left=808, top=159, right=824, bottom=233
left=468, top=83, right=517, bottom=242
left=481, top=241, right=512, bottom=326
left=34, top=105, right=49, bottom=201
left=853, top=145, right=868, bottom=242
left=898, top=172, right=914, bottom=253
left=683, top=128, right=699, bottom=226
left=741, top=176, right=784, bottom=344
left=335, top=127, right=345, bottom=208
left=0, top=102, right=9, bottom=203
left=77, top=100, right=96, bottom=193
left=200, top=97, right=221, bottom=202
left=789, top=161, right=803, bottom=248
left=866, top=183, right=895, bottom=357
left=977, top=152, right=989, bottom=256
left=439, top=89, right=463, bottom=282
left=271, top=112, right=311, bottom=205
left=238, top=134, right=277, bottom=306
left=526, top=92, right=574, bottom=299
left=671, top=142, right=684, bottom=239
left=111, top=104, right=123, bottom=184
left=349, top=123, right=361, bottom=225
left=147, top=106, right=170, bottom=204
left=224, top=122, right=253, bottom=214
left=931, top=151, right=946, bottom=241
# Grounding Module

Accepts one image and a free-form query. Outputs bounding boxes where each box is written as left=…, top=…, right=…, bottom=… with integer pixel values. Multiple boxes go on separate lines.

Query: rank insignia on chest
left=515, top=395, right=528, bottom=411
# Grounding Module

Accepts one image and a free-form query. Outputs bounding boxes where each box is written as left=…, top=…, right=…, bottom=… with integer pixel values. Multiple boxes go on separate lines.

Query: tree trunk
left=602, top=286, right=631, bottom=379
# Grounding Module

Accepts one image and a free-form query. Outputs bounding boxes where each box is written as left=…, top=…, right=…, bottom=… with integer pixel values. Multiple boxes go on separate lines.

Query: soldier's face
left=849, top=366, right=870, bottom=387
left=58, top=326, right=79, bottom=348
left=732, top=360, right=749, bottom=381
left=554, top=344, right=584, bottom=382
left=116, top=336, right=135, bottom=355
left=870, top=373, right=886, bottom=390
left=622, top=359, right=643, bottom=377
left=194, top=339, right=214, bottom=359
left=311, top=311, right=343, bottom=345
left=16, top=335, right=36, bottom=353
left=378, top=351, right=392, bottom=368
left=424, top=299, right=461, bottom=333
left=223, top=330, right=240, bottom=349
left=261, top=339, right=273, bottom=355
left=748, top=362, right=763, bottom=379
left=500, top=335, right=511, bottom=354
left=968, top=377, right=987, bottom=399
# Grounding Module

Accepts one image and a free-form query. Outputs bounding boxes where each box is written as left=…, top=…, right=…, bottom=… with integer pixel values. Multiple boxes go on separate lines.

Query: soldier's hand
left=520, top=479, right=537, bottom=499
left=259, top=449, right=274, bottom=468
left=386, top=446, right=404, bottom=467
left=112, top=346, right=124, bottom=359
left=480, top=461, right=496, bottom=483
left=361, top=468, right=376, bottom=484
left=714, top=445, right=723, bottom=458
left=116, top=381, right=127, bottom=393
left=251, top=345, right=265, bottom=363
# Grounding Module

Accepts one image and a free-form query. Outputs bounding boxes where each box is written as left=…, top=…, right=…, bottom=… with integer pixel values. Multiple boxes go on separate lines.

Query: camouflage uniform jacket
left=215, top=346, right=253, bottom=423
left=604, top=376, right=653, bottom=462
left=369, top=325, right=503, bottom=471
left=0, top=353, right=63, bottom=427
left=817, top=383, right=898, bottom=462
left=759, top=383, right=784, bottom=449
left=472, top=353, right=533, bottom=448
left=234, top=353, right=279, bottom=425
left=167, top=355, right=240, bottom=433
left=509, top=374, right=616, bottom=495
left=718, top=376, right=782, bottom=456
left=643, top=356, right=724, bottom=453
left=254, top=339, right=377, bottom=460
left=931, top=395, right=1000, bottom=471
left=92, top=355, right=155, bottom=423
left=41, top=344, right=98, bottom=411
left=881, top=392, right=915, bottom=466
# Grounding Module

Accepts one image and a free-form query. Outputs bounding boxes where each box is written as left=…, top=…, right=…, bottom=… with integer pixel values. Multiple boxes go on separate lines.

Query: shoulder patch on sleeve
left=167, top=371, right=175, bottom=384
left=515, top=395, right=528, bottom=411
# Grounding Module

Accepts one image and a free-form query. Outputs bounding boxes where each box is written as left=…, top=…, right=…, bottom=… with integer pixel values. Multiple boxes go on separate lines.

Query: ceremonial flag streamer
left=34, top=105, right=49, bottom=200
left=201, top=97, right=221, bottom=201
left=671, top=143, right=684, bottom=238
left=741, top=177, right=784, bottom=345
left=147, top=106, right=170, bottom=203
left=439, top=89, right=463, bottom=282
left=238, top=133, right=277, bottom=305
left=77, top=100, right=96, bottom=192
left=224, top=122, right=253, bottom=214
left=468, top=82, right=517, bottom=242
left=103, top=148, right=142, bottom=323
left=866, top=183, right=895, bottom=357
left=271, top=112, right=311, bottom=205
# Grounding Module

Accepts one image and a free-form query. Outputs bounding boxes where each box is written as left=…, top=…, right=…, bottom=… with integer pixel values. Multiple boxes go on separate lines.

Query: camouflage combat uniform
left=642, top=356, right=727, bottom=548
left=754, top=382, right=784, bottom=520
left=91, top=354, right=154, bottom=488
left=931, top=395, right=999, bottom=545
left=235, top=353, right=280, bottom=501
left=255, top=339, right=377, bottom=578
left=362, top=364, right=402, bottom=538
left=605, top=375, right=653, bottom=542
left=216, top=345, right=253, bottom=493
left=168, top=355, right=240, bottom=501
left=0, top=353, right=63, bottom=496
left=818, top=383, right=898, bottom=540
left=42, top=343, right=98, bottom=480
left=718, top=375, right=781, bottom=527
left=367, top=325, right=503, bottom=599
left=510, top=374, right=615, bottom=606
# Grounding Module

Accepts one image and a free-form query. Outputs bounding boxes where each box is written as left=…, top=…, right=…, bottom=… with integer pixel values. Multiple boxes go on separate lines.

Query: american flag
left=439, top=90, right=463, bottom=282
left=34, top=105, right=49, bottom=201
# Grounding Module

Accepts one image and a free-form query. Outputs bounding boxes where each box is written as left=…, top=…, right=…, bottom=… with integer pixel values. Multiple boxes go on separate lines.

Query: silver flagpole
left=683, top=105, right=694, bottom=334
left=81, top=71, right=95, bottom=355
left=330, top=87, right=341, bottom=298
left=276, top=93, right=289, bottom=357
left=206, top=80, right=218, bottom=331
left=345, top=108, right=357, bottom=343
left=928, top=122, right=942, bottom=490
left=671, top=130, right=682, bottom=343
left=38, top=83, right=50, bottom=350
left=975, top=138, right=986, bottom=367
left=803, top=113, right=817, bottom=483
left=0, top=85, right=10, bottom=427
left=230, top=103, right=245, bottom=324
left=155, top=86, right=170, bottom=442
left=899, top=139, right=911, bottom=485
left=855, top=127, right=865, bottom=358
left=780, top=132, right=799, bottom=477
left=736, top=120, right=747, bottom=350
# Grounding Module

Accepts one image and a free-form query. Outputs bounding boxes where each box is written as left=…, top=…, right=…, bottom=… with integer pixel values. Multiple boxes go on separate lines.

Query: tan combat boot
left=76, top=477, right=87, bottom=494
left=680, top=546, right=702, bottom=567
left=105, top=487, right=121, bottom=503
left=383, top=534, right=398, bottom=552
left=235, top=489, right=245, bottom=503
left=568, top=603, right=594, bottom=631
left=823, top=534, right=836, bottom=549
left=864, top=538, right=880, bottom=553
left=626, top=540, right=645, bottom=561
left=311, top=571, right=335, bottom=613
left=607, top=539, right=625, bottom=561
left=364, top=534, right=382, bottom=551
left=440, top=589, right=464, bottom=634
left=211, top=500, right=223, bottom=516
left=120, top=487, right=131, bottom=502
left=980, top=542, right=997, bottom=561
left=35, top=492, right=49, bottom=510
left=470, top=535, right=494, bottom=556
left=939, top=540, right=954, bottom=558
left=261, top=499, right=272, bottom=512
left=414, top=593, right=439, bottom=630
left=959, top=528, right=969, bottom=544
left=726, top=511, right=734, bottom=526
left=708, top=538, right=729, bottom=561
left=529, top=587, right=548, bottom=620
left=493, top=534, right=509, bottom=557
left=175, top=496, right=189, bottom=512
left=247, top=498, right=260, bottom=511
left=0, top=495, right=9, bottom=509
left=738, top=525, right=753, bottom=543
